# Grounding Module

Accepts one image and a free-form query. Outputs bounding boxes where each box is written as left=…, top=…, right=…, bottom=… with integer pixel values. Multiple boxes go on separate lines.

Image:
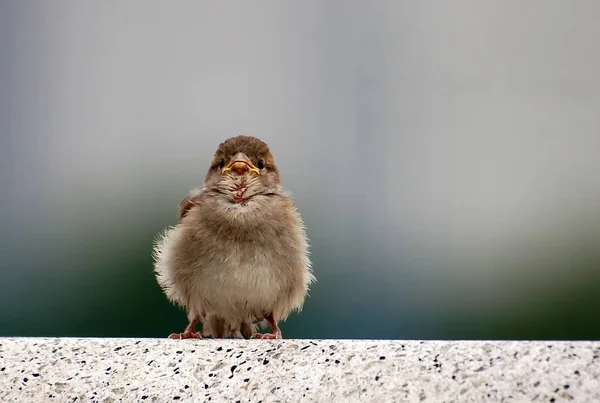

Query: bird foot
left=250, top=332, right=282, bottom=340
left=168, top=331, right=203, bottom=340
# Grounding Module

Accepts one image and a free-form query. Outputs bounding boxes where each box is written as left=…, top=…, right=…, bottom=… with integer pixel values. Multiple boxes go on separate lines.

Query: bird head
left=203, top=135, right=281, bottom=202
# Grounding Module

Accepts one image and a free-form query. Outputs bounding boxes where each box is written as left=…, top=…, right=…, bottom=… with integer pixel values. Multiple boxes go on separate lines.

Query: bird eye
left=257, top=159, right=265, bottom=169
left=219, top=158, right=225, bottom=169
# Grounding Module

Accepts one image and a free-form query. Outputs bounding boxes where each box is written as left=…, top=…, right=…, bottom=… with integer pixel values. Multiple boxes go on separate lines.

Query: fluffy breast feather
left=153, top=191, right=314, bottom=324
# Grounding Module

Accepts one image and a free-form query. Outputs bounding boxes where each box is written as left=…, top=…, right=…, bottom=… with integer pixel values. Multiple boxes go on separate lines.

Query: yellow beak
left=221, top=152, right=261, bottom=176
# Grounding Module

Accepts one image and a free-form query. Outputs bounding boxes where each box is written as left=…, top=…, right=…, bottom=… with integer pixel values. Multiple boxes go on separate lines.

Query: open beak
left=221, top=152, right=261, bottom=176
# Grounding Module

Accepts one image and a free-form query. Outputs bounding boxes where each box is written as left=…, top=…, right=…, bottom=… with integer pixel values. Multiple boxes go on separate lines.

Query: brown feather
left=153, top=135, right=314, bottom=339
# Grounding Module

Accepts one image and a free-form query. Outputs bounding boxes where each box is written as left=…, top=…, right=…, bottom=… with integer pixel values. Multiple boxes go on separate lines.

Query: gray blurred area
left=1, top=1, right=599, bottom=339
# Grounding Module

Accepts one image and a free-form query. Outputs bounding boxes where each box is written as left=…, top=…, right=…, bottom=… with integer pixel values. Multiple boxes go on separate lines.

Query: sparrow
left=153, top=135, right=315, bottom=340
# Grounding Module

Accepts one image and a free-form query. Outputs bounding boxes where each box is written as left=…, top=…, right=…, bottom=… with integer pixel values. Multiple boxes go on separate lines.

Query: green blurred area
left=2, top=196, right=599, bottom=341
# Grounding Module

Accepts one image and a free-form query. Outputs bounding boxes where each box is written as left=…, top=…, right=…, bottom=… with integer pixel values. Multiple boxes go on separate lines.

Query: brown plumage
left=153, top=135, right=315, bottom=339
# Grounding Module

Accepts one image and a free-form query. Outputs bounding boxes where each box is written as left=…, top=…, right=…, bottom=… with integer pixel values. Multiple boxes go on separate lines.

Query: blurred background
left=1, top=0, right=599, bottom=340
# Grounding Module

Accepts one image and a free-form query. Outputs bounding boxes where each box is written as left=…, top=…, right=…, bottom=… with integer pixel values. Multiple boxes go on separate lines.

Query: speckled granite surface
left=0, top=338, right=598, bottom=402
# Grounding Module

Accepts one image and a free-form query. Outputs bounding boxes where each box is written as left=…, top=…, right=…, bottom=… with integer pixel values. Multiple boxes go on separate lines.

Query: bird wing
left=177, top=188, right=206, bottom=222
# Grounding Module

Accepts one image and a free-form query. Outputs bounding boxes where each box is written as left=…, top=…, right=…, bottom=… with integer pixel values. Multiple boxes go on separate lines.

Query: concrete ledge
left=0, top=338, right=599, bottom=402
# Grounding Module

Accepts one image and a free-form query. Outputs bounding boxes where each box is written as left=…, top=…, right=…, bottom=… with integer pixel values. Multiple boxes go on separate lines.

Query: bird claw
left=168, top=331, right=203, bottom=340
left=250, top=332, right=281, bottom=340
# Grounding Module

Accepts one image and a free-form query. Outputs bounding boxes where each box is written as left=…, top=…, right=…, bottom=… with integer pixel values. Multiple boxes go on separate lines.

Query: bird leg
left=168, top=317, right=203, bottom=339
left=250, top=314, right=282, bottom=339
